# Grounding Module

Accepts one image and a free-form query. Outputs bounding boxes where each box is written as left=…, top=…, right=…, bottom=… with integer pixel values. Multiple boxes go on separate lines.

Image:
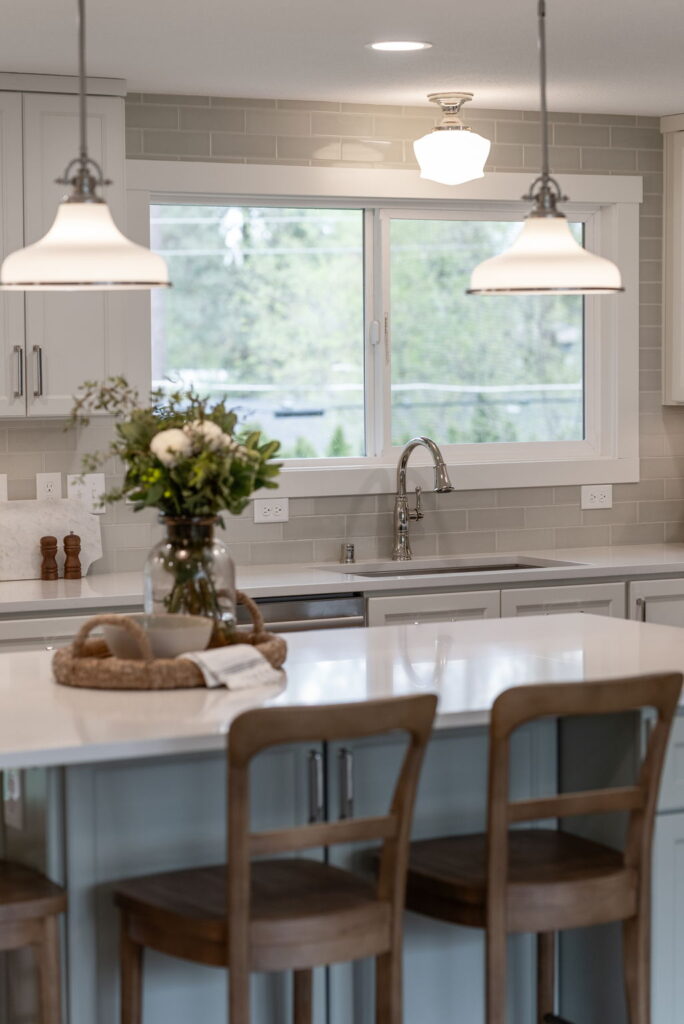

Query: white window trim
left=126, top=161, right=641, bottom=497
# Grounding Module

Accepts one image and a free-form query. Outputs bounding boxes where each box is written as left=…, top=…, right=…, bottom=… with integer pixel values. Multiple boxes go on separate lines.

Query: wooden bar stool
left=0, top=859, right=67, bottom=1023
left=404, top=672, right=682, bottom=1024
left=114, top=693, right=437, bottom=1024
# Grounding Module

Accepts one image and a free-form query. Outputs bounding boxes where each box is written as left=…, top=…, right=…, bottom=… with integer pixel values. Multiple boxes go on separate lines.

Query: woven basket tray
left=52, top=591, right=287, bottom=691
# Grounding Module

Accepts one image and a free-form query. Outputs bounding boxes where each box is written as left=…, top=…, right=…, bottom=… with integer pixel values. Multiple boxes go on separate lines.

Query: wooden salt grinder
left=40, top=536, right=59, bottom=581
left=63, top=532, right=82, bottom=580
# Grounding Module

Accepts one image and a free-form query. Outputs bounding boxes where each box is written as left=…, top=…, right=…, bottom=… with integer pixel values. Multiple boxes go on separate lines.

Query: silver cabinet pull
left=32, top=345, right=43, bottom=397
left=307, top=750, right=323, bottom=824
left=338, top=747, right=354, bottom=820
left=13, top=345, right=23, bottom=398
left=635, top=597, right=647, bottom=622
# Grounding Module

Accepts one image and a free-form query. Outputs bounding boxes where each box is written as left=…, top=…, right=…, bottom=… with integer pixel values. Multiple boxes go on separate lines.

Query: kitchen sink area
left=332, top=555, right=585, bottom=578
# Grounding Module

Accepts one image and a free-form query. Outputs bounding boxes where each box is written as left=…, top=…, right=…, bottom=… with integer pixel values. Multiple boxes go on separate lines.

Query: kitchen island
left=1, top=613, right=683, bottom=1024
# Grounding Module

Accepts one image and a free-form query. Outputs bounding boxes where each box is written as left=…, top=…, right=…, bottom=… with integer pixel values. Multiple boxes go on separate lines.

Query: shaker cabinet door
left=0, top=92, right=27, bottom=418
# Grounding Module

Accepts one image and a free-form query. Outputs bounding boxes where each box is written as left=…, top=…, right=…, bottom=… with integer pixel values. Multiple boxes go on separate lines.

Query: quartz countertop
left=1, top=613, right=684, bottom=769
left=2, top=544, right=684, bottom=615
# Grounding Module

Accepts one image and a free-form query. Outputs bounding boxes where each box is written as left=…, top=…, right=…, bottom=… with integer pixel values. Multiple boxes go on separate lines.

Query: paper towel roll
left=0, top=499, right=103, bottom=580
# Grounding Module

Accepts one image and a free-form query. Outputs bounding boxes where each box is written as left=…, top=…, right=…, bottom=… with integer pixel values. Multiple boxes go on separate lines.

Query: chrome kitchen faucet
left=392, top=436, right=454, bottom=560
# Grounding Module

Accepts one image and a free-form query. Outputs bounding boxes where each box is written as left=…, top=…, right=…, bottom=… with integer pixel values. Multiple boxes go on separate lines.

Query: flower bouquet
left=71, top=377, right=281, bottom=641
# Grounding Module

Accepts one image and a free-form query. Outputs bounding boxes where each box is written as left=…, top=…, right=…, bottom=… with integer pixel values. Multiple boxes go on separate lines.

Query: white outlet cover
left=36, top=472, right=63, bottom=500
left=253, top=497, right=289, bottom=523
left=0, top=475, right=8, bottom=502
left=580, top=484, right=613, bottom=510
left=67, top=473, right=107, bottom=514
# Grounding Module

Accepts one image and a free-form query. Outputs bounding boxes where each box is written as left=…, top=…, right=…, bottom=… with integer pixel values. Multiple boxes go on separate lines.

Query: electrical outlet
left=0, top=474, right=8, bottom=502
left=253, top=497, right=289, bottom=523
left=67, top=473, right=107, bottom=514
left=36, top=472, right=62, bottom=500
left=581, top=484, right=613, bottom=510
left=3, top=769, right=23, bottom=830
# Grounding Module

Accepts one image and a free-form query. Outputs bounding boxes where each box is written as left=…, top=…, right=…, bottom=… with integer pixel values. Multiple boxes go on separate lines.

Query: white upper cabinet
left=0, top=93, right=26, bottom=417
left=662, top=116, right=684, bottom=404
left=0, top=86, right=136, bottom=418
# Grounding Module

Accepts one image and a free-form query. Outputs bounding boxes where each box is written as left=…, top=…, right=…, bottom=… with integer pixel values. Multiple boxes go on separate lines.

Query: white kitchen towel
left=182, top=644, right=283, bottom=689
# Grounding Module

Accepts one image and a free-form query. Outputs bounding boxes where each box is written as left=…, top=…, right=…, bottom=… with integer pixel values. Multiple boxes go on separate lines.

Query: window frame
left=127, top=161, right=641, bottom=497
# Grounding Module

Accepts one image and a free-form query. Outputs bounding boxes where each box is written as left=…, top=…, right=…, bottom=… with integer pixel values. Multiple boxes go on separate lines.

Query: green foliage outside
left=151, top=206, right=584, bottom=458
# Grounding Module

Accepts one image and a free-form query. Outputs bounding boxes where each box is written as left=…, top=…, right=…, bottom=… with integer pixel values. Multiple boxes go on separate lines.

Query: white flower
left=150, top=428, right=193, bottom=467
left=183, top=419, right=226, bottom=451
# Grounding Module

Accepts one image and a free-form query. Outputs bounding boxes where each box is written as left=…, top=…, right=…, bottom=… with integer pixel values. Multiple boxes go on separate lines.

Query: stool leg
left=35, top=916, right=61, bottom=1024
left=537, top=932, right=555, bottom=1023
left=120, top=920, right=143, bottom=1024
left=486, top=928, right=506, bottom=1024
left=293, top=970, right=312, bottom=1024
left=623, top=914, right=650, bottom=1024
left=375, top=950, right=402, bottom=1024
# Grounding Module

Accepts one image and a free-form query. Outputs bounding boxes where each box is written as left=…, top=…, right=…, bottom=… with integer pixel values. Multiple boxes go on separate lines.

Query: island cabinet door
left=62, top=744, right=325, bottom=1024
left=652, top=811, right=684, bottom=1024
left=325, top=721, right=556, bottom=1024
left=366, top=589, right=501, bottom=626
left=501, top=582, right=626, bottom=618
left=629, top=577, right=684, bottom=627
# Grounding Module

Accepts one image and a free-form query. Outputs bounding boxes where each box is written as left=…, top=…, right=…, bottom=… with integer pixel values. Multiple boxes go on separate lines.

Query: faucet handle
left=410, top=485, right=424, bottom=521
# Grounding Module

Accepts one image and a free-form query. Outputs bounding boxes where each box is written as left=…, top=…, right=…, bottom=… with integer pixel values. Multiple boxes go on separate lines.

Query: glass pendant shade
left=413, top=128, right=491, bottom=186
left=0, top=201, right=170, bottom=290
left=468, top=215, right=623, bottom=295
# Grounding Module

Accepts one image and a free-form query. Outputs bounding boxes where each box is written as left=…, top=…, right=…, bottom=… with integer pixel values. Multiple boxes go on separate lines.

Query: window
left=130, top=161, right=639, bottom=495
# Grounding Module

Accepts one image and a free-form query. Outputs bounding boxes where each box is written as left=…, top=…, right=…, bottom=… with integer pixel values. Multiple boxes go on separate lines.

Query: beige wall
left=13, top=94, right=672, bottom=573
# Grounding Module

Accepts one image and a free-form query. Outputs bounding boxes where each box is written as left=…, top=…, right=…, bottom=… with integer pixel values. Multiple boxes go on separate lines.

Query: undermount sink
left=335, top=556, right=583, bottom=578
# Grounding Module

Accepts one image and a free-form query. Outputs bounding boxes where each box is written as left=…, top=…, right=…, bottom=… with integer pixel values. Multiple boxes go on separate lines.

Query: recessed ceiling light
left=367, top=41, right=433, bottom=52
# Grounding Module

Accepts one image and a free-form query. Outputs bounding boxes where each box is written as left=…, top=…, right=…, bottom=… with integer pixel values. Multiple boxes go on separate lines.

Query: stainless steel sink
left=334, top=556, right=582, bottom=578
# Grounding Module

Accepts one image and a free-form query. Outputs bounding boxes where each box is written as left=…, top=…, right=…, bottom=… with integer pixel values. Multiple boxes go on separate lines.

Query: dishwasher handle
left=268, top=615, right=365, bottom=633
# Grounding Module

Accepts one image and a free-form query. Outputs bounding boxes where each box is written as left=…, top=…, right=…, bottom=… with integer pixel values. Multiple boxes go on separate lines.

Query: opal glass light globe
left=1, top=201, right=170, bottom=290
left=413, top=128, right=491, bottom=186
left=468, top=216, right=623, bottom=294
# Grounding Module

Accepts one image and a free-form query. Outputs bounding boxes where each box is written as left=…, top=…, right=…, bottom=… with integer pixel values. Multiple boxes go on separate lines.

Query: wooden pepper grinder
left=40, top=536, right=59, bottom=581
left=63, top=532, right=82, bottom=580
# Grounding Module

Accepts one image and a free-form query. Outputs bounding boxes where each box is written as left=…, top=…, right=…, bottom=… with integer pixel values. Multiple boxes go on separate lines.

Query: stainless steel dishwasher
left=236, top=593, right=365, bottom=632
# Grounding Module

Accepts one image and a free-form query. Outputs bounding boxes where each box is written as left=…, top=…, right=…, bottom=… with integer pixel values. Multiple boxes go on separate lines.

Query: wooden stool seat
left=406, top=829, right=637, bottom=933
left=0, top=861, right=66, bottom=927
left=115, top=858, right=391, bottom=971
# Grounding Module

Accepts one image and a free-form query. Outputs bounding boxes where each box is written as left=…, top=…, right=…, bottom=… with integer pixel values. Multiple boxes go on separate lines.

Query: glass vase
left=143, top=516, right=236, bottom=643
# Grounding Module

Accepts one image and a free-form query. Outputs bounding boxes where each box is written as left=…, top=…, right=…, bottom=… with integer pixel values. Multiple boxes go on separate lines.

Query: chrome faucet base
left=391, top=437, right=454, bottom=561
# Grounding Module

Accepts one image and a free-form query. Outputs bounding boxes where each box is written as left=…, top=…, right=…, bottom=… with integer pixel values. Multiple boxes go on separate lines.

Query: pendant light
left=413, top=93, right=491, bottom=186
left=0, top=0, right=170, bottom=290
left=468, top=0, right=623, bottom=295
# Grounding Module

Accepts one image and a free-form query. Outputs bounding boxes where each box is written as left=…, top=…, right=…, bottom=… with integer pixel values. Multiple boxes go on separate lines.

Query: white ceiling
left=3, top=0, right=684, bottom=116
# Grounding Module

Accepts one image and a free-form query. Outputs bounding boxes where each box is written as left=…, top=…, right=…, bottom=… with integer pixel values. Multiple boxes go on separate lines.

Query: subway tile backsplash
left=4, top=94, right=674, bottom=575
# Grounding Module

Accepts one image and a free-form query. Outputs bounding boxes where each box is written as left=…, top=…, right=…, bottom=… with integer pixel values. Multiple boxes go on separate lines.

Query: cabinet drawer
left=366, top=590, right=500, bottom=627
left=501, top=582, right=626, bottom=619
left=658, top=713, right=684, bottom=811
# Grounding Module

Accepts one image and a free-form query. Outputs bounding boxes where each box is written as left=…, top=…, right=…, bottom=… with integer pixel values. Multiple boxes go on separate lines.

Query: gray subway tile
left=283, top=515, right=346, bottom=540
left=312, top=112, right=373, bottom=136
left=554, top=124, right=610, bottom=147
left=277, top=136, right=340, bottom=160
left=580, top=503, right=637, bottom=525
left=212, top=97, right=276, bottom=108
left=142, top=93, right=208, bottom=106
left=498, top=487, right=555, bottom=507
left=525, top=506, right=581, bottom=528
left=437, top=531, right=497, bottom=556
left=143, top=130, right=210, bottom=156
left=495, top=120, right=541, bottom=144
left=553, top=526, right=611, bottom=548
left=611, top=126, right=662, bottom=150
left=180, top=107, right=245, bottom=132
left=496, top=528, right=555, bottom=552
left=581, top=148, right=637, bottom=171
left=212, top=133, right=275, bottom=158
left=279, top=99, right=341, bottom=111
left=341, top=140, right=404, bottom=163
left=466, top=507, right=525, bottom=530
left=125, top=128, right=142, bottom=156
left=249, top=540, right=314, bottom=565
left=610, top=523, right=665, bottom=546
left=246, top=110, right=310, bottom=136
left=126, top=104, right=179, bottom=130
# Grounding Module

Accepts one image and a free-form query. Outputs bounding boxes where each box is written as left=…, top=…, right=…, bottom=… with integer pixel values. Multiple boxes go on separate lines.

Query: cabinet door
left=366, top=589, right=500, bottom=626
left=629, top=577, right=684, bottom=627
left=501, top=582, right=626, bottom=618
left=652, top=812, right=684, bottom=1024
left=0, top=92, right=27, bottom=418
left=21, top=93, right=129, bottom=416
left=326, top=723, right=556, bottom=1024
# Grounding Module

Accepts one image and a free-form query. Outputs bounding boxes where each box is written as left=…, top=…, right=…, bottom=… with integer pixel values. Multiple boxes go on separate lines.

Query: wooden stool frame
left=486, top=673, right=682, bottom=1024
left=117, top=693, right=436, bottom=1024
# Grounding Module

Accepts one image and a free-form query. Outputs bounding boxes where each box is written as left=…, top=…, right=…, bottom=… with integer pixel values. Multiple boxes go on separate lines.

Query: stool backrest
left=226, top=694, right=436, bottom=970
left=486, top=672, right=682, bottom=925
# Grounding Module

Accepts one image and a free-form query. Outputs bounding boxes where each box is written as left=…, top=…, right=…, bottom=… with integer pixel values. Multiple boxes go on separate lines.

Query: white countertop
left=1, top=613, right=683, bottom=770
left=2, top=544, right=684, bottom=616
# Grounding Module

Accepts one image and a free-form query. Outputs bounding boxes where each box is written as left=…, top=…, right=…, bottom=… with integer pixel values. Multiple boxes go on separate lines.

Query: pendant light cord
left=538, top=0, right=549, bottom=181
left=78, top=0, right=87, bottom=167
